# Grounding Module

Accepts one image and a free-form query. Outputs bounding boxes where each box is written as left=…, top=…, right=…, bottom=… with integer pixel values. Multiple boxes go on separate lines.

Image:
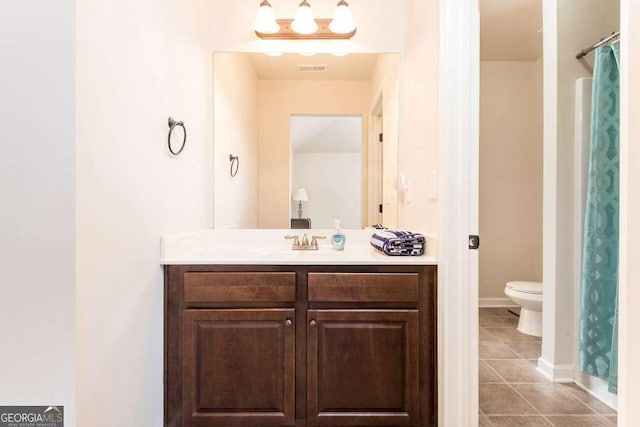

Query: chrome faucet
left=285, top=234, right=326, bottom=250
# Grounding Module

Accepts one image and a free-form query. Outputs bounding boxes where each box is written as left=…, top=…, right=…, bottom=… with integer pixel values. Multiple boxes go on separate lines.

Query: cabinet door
left=307, top=310, right=419, bottom=426
left=183, top=309, right=295, bottom=427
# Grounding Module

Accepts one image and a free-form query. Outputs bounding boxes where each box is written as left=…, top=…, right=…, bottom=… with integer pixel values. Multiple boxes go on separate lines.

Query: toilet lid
left=506, top=281, right=543, bottom=295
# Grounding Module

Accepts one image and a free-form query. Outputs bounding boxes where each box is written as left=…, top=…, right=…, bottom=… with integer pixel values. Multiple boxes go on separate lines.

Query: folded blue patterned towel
left=370, top=230, right=425, bottom=256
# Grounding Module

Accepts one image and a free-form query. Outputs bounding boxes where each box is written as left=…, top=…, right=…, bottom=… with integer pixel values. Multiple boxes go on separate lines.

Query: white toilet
left=504, top=281, right=543, bottom=337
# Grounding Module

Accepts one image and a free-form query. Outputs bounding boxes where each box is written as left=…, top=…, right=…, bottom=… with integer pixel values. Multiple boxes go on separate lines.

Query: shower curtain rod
left=576, top=31, right=620, bottom=59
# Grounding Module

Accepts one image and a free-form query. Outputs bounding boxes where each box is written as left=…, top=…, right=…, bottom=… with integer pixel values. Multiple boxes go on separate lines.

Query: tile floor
left=479, top=308, right=617, bottom=426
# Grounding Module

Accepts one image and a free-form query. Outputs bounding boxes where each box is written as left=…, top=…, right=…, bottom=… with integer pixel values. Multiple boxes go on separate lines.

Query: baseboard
left=536, top=358, right=574, bottom=382
left=575, top=371, right=618, bottom=410
left=479, top=298, right=518, bottom=308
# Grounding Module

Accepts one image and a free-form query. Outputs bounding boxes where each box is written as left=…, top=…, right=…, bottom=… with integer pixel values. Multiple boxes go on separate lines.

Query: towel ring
left=229, top=154, right=239, bottom=177
left=167, top=117, right=187, bottom=156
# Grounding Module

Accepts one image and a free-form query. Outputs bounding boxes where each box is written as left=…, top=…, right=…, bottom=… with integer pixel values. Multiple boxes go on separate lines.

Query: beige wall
left=213, top=54, right=259, bottom=228
left=401, top=0, right=440, bottom=235
left=257, top=80, right=370, bottom=228
left=479, top=61, right=543, bottom=300
left=370, top=54, right=400, bottom=228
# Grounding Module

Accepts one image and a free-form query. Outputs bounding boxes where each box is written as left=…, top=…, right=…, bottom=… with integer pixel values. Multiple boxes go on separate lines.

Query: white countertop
left=160, top=229, right=437, bottom=266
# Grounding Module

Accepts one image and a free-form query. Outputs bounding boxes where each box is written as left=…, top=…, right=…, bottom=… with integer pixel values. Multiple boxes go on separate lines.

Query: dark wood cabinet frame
left=164, top=264, right=437, bottom=427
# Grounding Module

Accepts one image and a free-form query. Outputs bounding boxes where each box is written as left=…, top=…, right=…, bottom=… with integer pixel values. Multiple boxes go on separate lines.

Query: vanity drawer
left=307, top=273, right=419, bottom=303
left=184, top=272, right=296, bottom=303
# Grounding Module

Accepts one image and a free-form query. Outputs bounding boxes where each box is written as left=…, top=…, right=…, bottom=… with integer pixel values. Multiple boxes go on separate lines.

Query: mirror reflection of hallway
left=290, top=115, right=362, bottom=229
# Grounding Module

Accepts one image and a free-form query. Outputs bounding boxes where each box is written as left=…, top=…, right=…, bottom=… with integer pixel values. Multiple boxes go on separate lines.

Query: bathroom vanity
left=162, top=230, right=437, bottom=427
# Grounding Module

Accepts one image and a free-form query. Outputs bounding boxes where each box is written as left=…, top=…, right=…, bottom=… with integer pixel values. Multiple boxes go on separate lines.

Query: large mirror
left=213, top=52, right=400, bottom=229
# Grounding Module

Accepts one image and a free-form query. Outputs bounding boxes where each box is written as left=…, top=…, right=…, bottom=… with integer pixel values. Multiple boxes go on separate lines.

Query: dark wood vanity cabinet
left=182, top=309, right=296, bottom=426
left=307, top=309, right=420, bottom=426
left=165, top=265, right=436, bottom=427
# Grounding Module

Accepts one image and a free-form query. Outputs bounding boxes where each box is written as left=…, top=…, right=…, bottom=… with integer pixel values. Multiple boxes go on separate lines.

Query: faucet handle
left=284, top=235, right=300, bottom=246
left=311, top=235, right=326, bottom=246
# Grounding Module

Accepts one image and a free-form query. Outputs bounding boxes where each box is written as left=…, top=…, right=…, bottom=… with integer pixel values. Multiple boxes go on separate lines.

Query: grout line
left=482, top=322, right=552, bottom=424
left=478, top=409, right=496, bottom=426
left=482, top=360, right=509, bottom=384
left=560, top=388, right=616, bottom=417
left=504, top=382, right=553, bottom=425
left=478, top=318, right=614, bottom=424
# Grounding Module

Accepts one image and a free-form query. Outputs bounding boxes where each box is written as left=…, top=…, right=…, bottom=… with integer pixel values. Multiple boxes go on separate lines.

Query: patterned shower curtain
left=580, top=41, right=620, bottom=394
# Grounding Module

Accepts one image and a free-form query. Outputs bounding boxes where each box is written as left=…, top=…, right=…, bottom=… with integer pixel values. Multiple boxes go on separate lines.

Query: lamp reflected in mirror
left=293, top=187, right=309, bottom=218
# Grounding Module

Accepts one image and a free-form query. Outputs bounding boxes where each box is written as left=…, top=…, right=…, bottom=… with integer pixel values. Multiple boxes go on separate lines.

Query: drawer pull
left=309, top=319, right=317, bottom=328
left=285, top=319, right=293, bottom=327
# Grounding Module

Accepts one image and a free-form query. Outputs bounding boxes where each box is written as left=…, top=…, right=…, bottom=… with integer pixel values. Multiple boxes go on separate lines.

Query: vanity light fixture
left=253, top=0, right=280, bottom=34
left=329, top=0, right=356, bottom=34
left=291, top=0, right=318, bottom=35
left=254, top=0, right=357, bottom=40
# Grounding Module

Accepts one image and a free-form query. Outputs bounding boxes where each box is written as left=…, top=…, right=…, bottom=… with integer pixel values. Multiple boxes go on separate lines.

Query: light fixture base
left=255, top=19, right=356, bottom=40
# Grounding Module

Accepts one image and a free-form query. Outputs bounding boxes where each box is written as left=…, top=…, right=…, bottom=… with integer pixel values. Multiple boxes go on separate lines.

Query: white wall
left=619, top=0, right=640, bottom=422
left=0, top=2, right=76, bottom=425
left=541, top=0, right=619, bottom=382
left=76, top=0, right=213, bottom=425
left=213, top=54, right=259, bottom=228
left=257, top=80, right=370, bottom=228
left=400, top=0, right=440, bottom=235
left=479, top=61, right=543, bottom=301
left=292, top=153, right=362, bottom=229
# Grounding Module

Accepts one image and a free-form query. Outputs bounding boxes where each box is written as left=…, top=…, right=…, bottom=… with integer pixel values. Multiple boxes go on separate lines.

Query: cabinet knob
left=309, top=319, right=317, bottom=328
left=285, top=319, right=292, bottom=327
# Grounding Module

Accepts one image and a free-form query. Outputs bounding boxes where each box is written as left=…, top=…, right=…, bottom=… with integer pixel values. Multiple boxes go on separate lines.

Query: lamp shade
left=293, top=187, right=309, bottom=202
left=329, top=0, right=356, bottom=34
left=253, top=0, right=280, bottom=34
left=291, top=0, right=318, bottom=35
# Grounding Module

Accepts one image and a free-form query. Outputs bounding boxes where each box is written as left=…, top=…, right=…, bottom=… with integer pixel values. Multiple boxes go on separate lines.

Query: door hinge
left=379, top=204, right=383, bottom=214
left=469, top=235, right=480, bottom=250
left=379, top=133, right=383, bottom=143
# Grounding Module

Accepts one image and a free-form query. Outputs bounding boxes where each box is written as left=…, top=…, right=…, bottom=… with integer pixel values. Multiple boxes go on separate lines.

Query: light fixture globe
left=329, top=0, right=356, bottom=34
left=291, top=0, right=318, bottom=35
left=253, top=0, right=280, bottom=34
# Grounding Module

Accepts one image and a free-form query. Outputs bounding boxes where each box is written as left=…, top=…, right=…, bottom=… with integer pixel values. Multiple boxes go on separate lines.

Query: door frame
left=618, top=0, right=639, bottom=423
left=368, top=96, right=384, bottom=226
left=438, top=0, right=480, bottom=425
left=440, top=0, right=639, bottom=425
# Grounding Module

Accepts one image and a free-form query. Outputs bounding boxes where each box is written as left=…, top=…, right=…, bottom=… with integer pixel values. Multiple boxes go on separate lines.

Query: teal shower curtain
left=580, top=41, right=620, bottom=394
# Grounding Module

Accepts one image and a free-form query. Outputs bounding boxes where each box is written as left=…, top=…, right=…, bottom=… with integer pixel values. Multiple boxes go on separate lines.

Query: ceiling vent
left=297, top=64, right=328, bottom=73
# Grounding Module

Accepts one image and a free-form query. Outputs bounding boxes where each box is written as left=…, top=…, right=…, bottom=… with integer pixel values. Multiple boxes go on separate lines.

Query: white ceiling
left=291, top=116, right=362, bottom=154
left=247, top=53, right=379, bottom=81
left=480, top=0, right=543, bottom=61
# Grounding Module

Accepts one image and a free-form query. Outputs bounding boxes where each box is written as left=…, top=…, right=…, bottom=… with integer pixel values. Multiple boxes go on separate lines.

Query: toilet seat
left=506, top=281, right=542, bottom=295
left=504, top=281, right=543, bottom=337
